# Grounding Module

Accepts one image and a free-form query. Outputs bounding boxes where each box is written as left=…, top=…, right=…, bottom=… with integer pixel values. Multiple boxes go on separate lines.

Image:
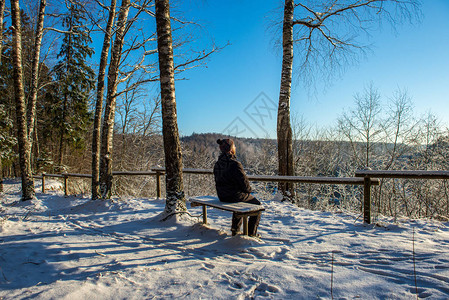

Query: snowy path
left=1, top=180, right=449, bottom=299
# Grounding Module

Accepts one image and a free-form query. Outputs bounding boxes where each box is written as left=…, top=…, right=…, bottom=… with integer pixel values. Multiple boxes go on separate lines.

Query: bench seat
left=189, top=196, right=265, bottom=235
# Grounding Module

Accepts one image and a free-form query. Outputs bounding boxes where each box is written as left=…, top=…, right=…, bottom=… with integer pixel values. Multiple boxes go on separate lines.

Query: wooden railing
left=355, top=170, right=449, bottom=222
left=37, top=171, right=158, bottom=197
left=33, top=169, right=449, bottom=224
left=36, top=167, right=379, bottom=223
left=355, top=170, right=449, bottom=180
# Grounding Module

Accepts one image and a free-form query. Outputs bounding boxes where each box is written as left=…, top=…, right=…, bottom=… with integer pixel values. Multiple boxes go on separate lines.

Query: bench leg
left=202, top=205, right=207, bottom=224
left=243, top=216, right=248, bottom=235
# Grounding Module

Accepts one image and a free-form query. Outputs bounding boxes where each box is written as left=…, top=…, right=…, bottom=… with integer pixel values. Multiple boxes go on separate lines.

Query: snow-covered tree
left=0, top=104, right=17, bottom=192
left=52, top=1, right=95, bottom=170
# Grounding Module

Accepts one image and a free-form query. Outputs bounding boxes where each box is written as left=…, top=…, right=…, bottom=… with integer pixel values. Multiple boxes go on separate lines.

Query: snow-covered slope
left=1, top=179, right=448, bottom=299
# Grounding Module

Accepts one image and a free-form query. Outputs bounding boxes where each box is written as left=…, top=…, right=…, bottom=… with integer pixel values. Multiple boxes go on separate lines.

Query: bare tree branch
left=173, top=44, right=225, bottom=72
left=287, top=0, right=421, bottom=91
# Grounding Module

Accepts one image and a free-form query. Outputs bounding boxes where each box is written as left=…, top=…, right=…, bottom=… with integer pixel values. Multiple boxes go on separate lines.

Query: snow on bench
left=189, top=196, right=265, bottom=236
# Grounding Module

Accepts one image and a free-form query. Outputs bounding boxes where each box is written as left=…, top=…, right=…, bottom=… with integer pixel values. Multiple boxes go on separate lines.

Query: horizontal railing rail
left=152, top=166, right=378, bottom=184
left=35, top=168, right=380, bottom=224
left=33, top=168, right=449, bottom=224
left=35, top=171, right=159, bottom=196
left=355, top=170, right=449, bottom=180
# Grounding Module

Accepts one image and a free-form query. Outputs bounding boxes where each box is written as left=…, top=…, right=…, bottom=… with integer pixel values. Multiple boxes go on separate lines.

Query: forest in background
left=0, top=0, right=219, bottom=205
left=2, top=0, right=448, bottom=221
left=5, top=121, right=449, bottom=222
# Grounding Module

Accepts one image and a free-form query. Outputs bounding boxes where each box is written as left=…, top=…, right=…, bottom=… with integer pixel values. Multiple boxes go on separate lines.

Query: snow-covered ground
left=1, top=179, right=449, bottom=299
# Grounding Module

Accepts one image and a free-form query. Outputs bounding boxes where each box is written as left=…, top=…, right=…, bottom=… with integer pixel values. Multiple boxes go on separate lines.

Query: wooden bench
left=189, top=196, right=265, bottom=236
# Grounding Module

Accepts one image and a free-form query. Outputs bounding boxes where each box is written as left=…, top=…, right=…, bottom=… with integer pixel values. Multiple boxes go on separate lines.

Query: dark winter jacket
left=213, top=153, right=253, bottom=203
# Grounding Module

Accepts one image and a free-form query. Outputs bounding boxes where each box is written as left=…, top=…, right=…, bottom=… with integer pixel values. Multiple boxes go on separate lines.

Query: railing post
left=363, top=176, right=371, bottom=224
left=42, top=173, right=46, bottom=193
left=156, top=171, right=161, bottom=199
left=64, top=174, right=68, bottom=197
left=202, top=205, right=207, bottom=224
left=243, top=216, right=249, bottom=235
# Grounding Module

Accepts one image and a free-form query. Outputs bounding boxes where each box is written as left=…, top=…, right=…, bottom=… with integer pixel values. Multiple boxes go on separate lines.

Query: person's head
left=217, top=138, right=236, bottom=155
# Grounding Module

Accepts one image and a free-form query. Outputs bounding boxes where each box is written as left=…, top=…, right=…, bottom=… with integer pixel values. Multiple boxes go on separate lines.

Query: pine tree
left=0, top=104, right=16, bottom=192
left=53, top=2, right=95, bottom=170
left=0, top=0, right=5, bottom=64
left=36, top=63, right=61, bottom=171
left=0, top=0, right=7, bottom=191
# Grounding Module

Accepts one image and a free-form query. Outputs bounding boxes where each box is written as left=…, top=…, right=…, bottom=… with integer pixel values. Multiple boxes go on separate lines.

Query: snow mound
left=1, top=180, right=449, bottom=299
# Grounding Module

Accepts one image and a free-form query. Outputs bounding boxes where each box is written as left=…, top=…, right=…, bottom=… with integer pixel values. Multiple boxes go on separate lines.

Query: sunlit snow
left=1, top=179, right=449, bottom=299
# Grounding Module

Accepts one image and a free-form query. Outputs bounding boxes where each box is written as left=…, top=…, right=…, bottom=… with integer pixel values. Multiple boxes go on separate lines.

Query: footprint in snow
left=120, top=242, right=141, bottom=248
left=252, top=282, right=282, bottom=297
left=257, top=282, right=281, bottom=293
left=216, top=271, right=245, bottom=290
left=202, top=263, right=216, bottom=270
left=247, top=248, right=272, bottom=259
left=410, top=287, right=432, bottom=299
left=271, top=247, right=292, bottom=261
left=226, top=270, right=241, bottom=276
left=231, top=281, right=245, bottom=289
left=238, top=252, right=257, bottom=259
left=434, top=264, right=449, bottom=270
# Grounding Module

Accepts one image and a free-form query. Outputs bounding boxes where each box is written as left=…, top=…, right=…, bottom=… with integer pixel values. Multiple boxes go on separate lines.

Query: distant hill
left=180, top=133, right=277, bottom=173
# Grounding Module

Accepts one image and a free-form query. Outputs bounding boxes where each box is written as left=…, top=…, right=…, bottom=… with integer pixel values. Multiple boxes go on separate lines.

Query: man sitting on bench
left=214, top=138, right=261, bottom=237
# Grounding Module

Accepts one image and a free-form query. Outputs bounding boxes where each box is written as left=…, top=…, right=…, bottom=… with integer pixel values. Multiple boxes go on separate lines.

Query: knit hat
left=217, top=138, right=234, bottom=153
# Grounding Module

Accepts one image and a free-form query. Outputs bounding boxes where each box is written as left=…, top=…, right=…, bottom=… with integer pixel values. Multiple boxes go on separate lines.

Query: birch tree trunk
left=99, top=0, right=130, bottom=198
left=0, top=0, right=4, bottom=62
left=92, top=0, right=117, bottom=200
left=27, top=0, right=46, bottom=144
left=27, top=0, right=46, bottom=172
left=10, top=0, right=35, bottom=200
left=58, top=94, right=68, bottom=167
left=0, top=0, right=5, bottom=193
left=155, top=0, right=187, bottom=218
left=277, top=0, right=295, bottom=201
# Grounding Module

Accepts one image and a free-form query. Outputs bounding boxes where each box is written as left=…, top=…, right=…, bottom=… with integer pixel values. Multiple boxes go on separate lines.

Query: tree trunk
left=277, top=0, right=295, bottom=201
left=27, top=0, right=46, bottom=148
left=92, top=0, right=117, bottom=200
left=0, top=0, right=5, bottom=193
left=99, top=0, right=130, bottom=198
left=58, top=95, right=68, bottom=168
left=10, top=0, right=35, bottom=200
left=155, top=0, right=186, bottom=218
left=33, top=118, right=40, bottom=169
left=27, top=0, right=46, bottom=172
left=58, top=9, right=73, bottom=170
left=0, top=155, right=2, bottom=193
left=0, top=0, right=5, bottom=63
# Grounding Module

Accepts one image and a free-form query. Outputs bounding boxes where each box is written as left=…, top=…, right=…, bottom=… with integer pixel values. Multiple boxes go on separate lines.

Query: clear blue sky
left=172, top=0, right=449, bottom=139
